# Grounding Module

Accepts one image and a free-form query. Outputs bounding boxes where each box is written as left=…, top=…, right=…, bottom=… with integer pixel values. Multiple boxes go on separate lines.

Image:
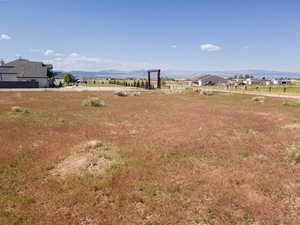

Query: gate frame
left=147, top=69, right=161, bottom=89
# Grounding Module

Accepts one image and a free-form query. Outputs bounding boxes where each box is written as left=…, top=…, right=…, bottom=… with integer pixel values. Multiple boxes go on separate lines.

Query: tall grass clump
left=131, top=92, right=141, bottom=96
left=11, top=106, right=29, bottom=113
left=82, top=97, right=105, bottom=107
left=288, top=145, right=300, bottom=163
left=252, top=96, right=265, bottom=103
left=283, top=101, right=300, bottom=107
left=200, top=89, right=214, bottom=96
left=114, top=90, right=128, bottom=97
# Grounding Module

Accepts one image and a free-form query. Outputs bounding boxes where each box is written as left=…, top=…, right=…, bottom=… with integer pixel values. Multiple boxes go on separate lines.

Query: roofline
left=17, top=76, right=49, bottom=78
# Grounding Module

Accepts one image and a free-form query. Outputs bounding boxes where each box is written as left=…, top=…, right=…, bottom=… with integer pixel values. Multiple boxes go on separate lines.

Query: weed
left=11, top=106, right=29, bottom=113
left=82, top=97, right=105, bottom=107
left=283, top=101, right=300, bottom=107
left=45, top=165, right=55, bottom=171
left=295, top=184, right=300, bottom=197
left=114, top=91, right=128, bottom=96
left=257, top=154, right=268, bottom=161
left=200, top=89, right=214, bottom=96
left=251, top=96, right=265, bottom=103
left=238, top=151, right=252, bottom=158
left=131, top=92, right=141, bottom=96
left=288, top=145, right=300, bottom=163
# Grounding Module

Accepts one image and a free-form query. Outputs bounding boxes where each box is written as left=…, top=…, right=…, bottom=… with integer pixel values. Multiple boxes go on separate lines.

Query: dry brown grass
left=0, top=90, right=299, bottom=225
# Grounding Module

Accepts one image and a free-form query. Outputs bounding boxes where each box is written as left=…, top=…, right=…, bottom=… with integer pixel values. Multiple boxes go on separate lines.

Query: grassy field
left=0, top=90, right=300, bottom=225
left=210, top=85, right=300, bottom=95
left=246, top=86, right=300, bottom=94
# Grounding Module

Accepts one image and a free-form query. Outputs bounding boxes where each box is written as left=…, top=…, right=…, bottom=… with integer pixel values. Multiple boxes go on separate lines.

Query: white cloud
left=30, top=49, right=43, bottom=53
left=70, top=52, right=80, bottom=57
left=200, top=43, right=221, bottom=52
left=170, top=45, right=177, bottom=49
left=53, top=57, right=63, bottom=61
left=0, top=34, right=11, bottom=40
left=43, top=49, right=64, bottom=56
left=44, top=49, right=55, bottom=56
left=42, top=53, right=169, bottom=71
left=243, top=46, right=249, bottom=49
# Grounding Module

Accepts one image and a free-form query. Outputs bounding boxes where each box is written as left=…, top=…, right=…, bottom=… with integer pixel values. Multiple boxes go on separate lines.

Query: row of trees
left=228, top=75, right=254, bottom=80
left=109, top=79, right=151, bottom=88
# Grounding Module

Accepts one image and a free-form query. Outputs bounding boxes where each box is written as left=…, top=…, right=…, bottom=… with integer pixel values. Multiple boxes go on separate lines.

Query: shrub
left=288, top=145, right=300, bottom=163
left=82, top=97, right=105, bottom=107
left=283, top=101, right=300, bottom=107
left=114, top=91, right=128, bottom=97
left=131, top=92, right=141, bottom=96
left=11, top=106, right=29, bottom=113
left=63, top=73, right=74, bottom=84
left=200, top=89, right=213, bottom=96
left=252, top=96, right=265, bottom=102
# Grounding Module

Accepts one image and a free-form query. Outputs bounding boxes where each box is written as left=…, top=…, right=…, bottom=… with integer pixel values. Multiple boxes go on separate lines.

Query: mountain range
left=65, top=69, right=300, bottom=79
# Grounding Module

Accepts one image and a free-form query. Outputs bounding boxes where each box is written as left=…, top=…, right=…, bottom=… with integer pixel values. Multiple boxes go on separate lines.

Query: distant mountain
left=55, top=69, right=300, bottom=79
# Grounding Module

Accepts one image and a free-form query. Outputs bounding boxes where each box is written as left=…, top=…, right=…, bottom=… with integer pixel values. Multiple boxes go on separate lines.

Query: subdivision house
left=192, top=74, right=227, bottom=86
left=0, top=59, right=54, bottom=88
left=243, top=78, right=260, bottom=85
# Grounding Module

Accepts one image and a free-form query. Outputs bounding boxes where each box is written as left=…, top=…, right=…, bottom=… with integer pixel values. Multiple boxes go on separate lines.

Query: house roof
left=192, top=74, right=226, bottom=82
left=0, top=59, right=53, bottom=78
left=53, top=72, right=65, bottom=79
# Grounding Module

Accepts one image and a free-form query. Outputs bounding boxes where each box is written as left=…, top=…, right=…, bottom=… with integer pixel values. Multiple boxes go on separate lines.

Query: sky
left=1, top=0, right=300, bottom=72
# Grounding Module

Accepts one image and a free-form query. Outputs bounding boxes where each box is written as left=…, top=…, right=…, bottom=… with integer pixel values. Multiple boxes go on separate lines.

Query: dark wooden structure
left=147, top=69, right=161, bottom=89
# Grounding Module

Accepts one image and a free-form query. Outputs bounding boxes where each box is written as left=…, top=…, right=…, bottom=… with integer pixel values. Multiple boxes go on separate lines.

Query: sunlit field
left=0, top=90, right=299, bottom=225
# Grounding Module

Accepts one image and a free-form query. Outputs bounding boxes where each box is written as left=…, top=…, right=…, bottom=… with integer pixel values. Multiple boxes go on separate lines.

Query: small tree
left=64, top=73, right=73, bottom=84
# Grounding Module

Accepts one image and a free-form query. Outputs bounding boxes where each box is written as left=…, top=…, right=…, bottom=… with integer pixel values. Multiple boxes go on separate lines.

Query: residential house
left=272, top=79, right=292, bottom=85
left=0, top=59, right=54, bottom=88
left=243, top=78, right=260, bottom=85
left=192, top=74, right=227, bottom=86
left=53, top=72, right=65, bottom=85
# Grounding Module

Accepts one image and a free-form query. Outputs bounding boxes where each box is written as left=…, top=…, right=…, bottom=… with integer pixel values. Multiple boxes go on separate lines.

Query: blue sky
left=1, top=0, right=300, bottom=71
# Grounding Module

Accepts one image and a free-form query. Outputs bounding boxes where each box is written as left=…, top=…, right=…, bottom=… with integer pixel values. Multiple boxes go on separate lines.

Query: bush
left=252, top=96, right=265, bottom=102
left=114, top=91, right=128, bottom=97
left=82, top=97, right=105, bottom=107
left=200, top=89, right=213, bottom=96
left=63, top=73, right=74, bottom=84
left=131, top=92, right=141, bottom=96
left=288, top=145, right=300, bottom=163
left=11, top=106, right=29, bottom=113
left=283, top=101, right=300, bottom=107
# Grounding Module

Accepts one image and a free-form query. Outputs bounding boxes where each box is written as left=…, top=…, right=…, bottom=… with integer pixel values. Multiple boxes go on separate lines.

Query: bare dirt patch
left=51, top=140, right=122, bottom=177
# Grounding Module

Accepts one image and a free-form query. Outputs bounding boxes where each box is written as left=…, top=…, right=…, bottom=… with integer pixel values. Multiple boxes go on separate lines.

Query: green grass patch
left=288, top=145, right=300, bottom=163
left=82, top=97, right=105, bottom=107
left=283, top=100, right=300, bottom=107
left=11, top=106, right=30, bottom=113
